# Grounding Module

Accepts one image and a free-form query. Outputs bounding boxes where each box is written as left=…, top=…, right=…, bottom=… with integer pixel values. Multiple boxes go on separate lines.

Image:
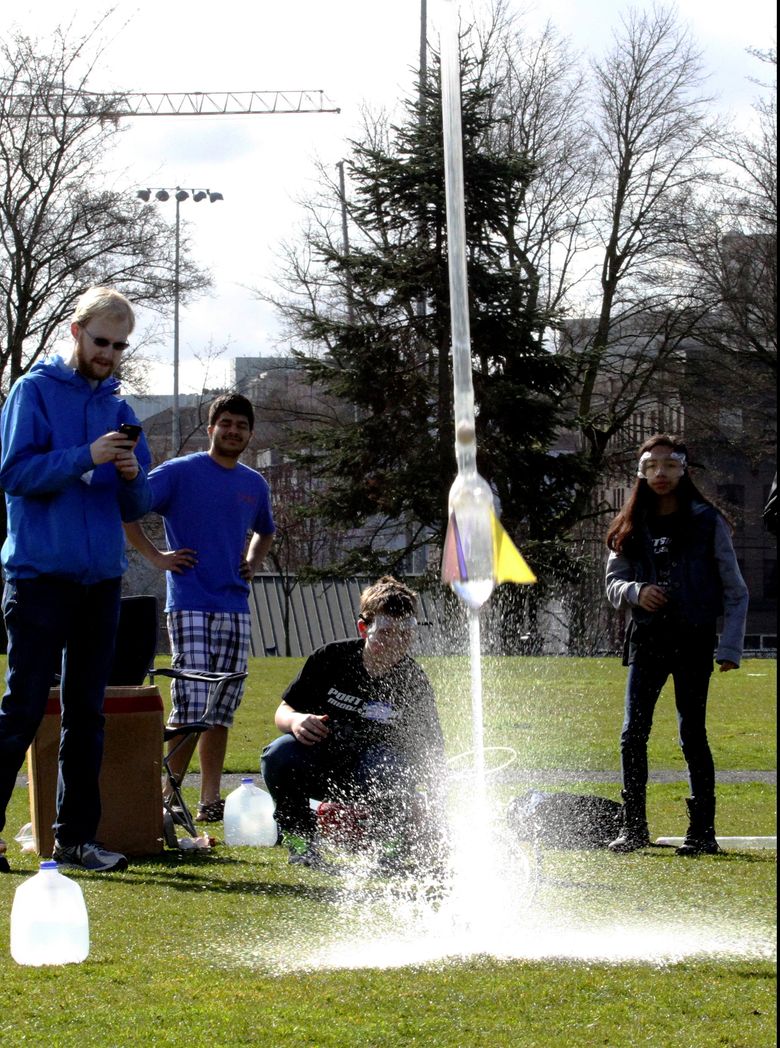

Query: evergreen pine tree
left=274, top=48, right=579, bottom=577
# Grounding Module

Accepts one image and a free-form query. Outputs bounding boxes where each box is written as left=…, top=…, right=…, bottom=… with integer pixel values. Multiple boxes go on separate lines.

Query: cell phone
left=118, top=423, right=142, bottom=441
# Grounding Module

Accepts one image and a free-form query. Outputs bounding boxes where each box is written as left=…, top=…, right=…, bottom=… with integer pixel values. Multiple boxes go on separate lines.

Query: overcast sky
left=2, top=0, right=776, bottom=394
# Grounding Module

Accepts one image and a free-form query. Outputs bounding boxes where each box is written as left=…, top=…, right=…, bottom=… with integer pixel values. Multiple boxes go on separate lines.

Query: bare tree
left=483, top=14, right=599, bottom=329
left=0, top=21, right=209, bottom=398
left=673, top=44, right=776, bottom=379
left=558, top=3, right=719, bottom=517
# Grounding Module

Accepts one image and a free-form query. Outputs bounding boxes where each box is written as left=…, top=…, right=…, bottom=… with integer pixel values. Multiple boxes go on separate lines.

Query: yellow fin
left=491, top=510, right=536, bottom=584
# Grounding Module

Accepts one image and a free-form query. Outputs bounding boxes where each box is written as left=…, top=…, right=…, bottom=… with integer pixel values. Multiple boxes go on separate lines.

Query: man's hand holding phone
left=113, top=422, right=142, bottom=480
left=118, top=423, right=142, bottom=443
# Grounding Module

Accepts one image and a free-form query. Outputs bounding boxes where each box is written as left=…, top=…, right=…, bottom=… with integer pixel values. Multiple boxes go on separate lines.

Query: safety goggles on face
left=366, top=614, right=418, bottom=638
left=84, top=328, right=130, bottom=352
left=637, top=450, right=686, bottom=477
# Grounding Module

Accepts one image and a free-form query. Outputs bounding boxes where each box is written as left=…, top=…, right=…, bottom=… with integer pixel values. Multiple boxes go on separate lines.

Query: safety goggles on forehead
left=637, top=450, right=687, bottom=477
left=366, top=614, right=418, bottom=637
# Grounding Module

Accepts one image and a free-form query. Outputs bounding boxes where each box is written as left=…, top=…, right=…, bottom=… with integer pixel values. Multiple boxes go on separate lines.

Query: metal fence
left=248, top=575, right=456, bottom=657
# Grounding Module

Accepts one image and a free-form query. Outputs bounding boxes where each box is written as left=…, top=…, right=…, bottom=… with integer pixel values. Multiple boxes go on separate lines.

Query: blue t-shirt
left=148, top=452, right=275, bottom=613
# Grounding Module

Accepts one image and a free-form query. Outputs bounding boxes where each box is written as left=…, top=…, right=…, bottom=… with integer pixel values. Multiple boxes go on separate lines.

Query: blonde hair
left=72, top=287, right=135, bottom=333
left=359, top=576, right=418, bottom=625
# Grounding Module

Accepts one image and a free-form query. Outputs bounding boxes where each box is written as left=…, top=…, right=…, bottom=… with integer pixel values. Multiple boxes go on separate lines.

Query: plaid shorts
left=166, top=610, right=251, bottom=728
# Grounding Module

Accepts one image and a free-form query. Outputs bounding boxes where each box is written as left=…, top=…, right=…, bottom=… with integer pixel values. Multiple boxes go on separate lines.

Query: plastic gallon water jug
left=223, top=777, right=277, bottom=846
left=10, top=861, right=89, bottom=966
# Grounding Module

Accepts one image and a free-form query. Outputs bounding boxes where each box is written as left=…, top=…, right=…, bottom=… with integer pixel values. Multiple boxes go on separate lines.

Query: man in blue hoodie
left=0, top=287, right=152, bottom=874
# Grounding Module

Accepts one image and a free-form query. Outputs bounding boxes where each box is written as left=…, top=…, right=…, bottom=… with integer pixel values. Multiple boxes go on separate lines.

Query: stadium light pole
left=136, top=186, right=224, bottom=453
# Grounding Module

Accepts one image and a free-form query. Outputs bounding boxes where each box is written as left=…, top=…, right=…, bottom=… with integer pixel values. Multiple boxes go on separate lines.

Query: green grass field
left=220, top=654, right=777, bottom=773
left=0, top=656, right=776, bottom=1047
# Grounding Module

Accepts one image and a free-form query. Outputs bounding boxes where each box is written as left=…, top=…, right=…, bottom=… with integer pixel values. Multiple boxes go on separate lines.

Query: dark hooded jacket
left=605, top=500, right=748, bottom=666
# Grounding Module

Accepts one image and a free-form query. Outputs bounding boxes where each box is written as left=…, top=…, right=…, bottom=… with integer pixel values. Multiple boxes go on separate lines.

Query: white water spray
left=211, top=1, right=776, bottom=974
left=467, top=609, right=486, bottom=801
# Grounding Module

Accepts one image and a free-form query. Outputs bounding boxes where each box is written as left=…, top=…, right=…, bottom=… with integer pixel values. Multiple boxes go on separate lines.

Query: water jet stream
left=467, top=609, right=486, bottom=806
left=438, top=0, right=535, bottom=790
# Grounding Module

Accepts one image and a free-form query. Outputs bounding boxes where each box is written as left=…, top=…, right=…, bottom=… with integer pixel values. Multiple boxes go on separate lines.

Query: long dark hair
left=606, top=434, right=722, bottom=554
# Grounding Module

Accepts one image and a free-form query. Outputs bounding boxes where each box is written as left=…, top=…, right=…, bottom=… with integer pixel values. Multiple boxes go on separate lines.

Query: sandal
left=195, top=799, right=225, bottom=823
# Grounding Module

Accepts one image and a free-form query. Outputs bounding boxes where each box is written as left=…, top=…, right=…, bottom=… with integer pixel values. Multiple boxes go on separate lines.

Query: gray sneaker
left=52, top=840, right=128, bottom=872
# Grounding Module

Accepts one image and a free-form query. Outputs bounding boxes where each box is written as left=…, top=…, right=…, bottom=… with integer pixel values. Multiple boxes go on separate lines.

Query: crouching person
left=261, top=576, right=448, bottom=875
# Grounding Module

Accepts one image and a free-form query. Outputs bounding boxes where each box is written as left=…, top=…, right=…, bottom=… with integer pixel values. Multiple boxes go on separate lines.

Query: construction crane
left=1, top=85, right=339, bottom=447
left=8, top=89, right=340, bottom=120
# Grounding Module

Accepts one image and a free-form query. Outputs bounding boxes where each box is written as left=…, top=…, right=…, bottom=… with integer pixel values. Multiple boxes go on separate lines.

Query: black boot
left=676, top=797, right=724, bottom=856
left=608, top=790, right=650, bottom=853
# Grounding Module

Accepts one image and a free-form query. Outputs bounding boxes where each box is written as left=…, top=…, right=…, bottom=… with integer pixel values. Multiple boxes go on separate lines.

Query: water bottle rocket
left=438, top=0, right=536, bottom=612
left=438, top=0, right=538, bottom=809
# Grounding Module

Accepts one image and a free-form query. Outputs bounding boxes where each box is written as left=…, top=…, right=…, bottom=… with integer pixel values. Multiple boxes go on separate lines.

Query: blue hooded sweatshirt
left=0, top=356, right=152, bottom=583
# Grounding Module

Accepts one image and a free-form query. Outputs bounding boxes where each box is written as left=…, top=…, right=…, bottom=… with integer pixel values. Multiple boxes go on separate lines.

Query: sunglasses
left=84, top=328, right=130, bottom=352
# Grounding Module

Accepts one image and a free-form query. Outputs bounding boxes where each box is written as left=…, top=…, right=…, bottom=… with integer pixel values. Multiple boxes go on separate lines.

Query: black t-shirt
left=627, top=511, right=715, bottom=663
left=647, top=511, right=683, bottom=616
left=281, top=639, right=445, bottom=774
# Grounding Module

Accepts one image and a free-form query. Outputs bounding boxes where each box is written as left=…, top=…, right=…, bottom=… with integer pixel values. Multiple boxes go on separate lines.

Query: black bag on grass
left=507, top=790, right=622, bottom=849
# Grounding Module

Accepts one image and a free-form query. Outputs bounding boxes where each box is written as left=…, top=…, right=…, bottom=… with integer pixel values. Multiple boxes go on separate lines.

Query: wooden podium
left=27, top=686, right=165, bottom=857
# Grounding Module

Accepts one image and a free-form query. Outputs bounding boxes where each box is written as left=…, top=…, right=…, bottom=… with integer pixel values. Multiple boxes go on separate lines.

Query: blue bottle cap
left=40, top=860, right=58, bottom=870
left=241, top=777, right=254, bottom=784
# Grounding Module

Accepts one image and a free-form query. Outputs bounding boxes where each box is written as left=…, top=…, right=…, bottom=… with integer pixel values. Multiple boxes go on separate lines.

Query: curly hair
left=359, top=576, right=418, bottom=625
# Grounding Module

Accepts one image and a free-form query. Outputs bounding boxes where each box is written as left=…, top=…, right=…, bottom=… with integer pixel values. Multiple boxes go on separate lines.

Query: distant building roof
left=231, top=355, right=301, bottom=393
left=124, top=393, right=202, bottom=422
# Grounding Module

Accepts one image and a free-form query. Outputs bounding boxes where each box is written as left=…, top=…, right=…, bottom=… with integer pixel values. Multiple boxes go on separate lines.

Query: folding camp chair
left=152, top=667, right=247, bottom=846
left=110, top=596, right=247, bottom=849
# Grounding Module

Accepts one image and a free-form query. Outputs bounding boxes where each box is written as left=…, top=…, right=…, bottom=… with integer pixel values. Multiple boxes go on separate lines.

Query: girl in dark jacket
left=605, top=434, right=748, bottom=855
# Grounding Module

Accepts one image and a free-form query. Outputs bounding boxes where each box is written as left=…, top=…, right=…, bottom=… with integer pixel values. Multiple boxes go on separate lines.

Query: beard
left=73, top=345, right=115, bottom=382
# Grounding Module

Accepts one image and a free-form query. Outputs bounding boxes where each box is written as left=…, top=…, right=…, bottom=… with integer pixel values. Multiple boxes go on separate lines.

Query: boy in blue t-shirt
left=124, top=393, right=275, bottom=821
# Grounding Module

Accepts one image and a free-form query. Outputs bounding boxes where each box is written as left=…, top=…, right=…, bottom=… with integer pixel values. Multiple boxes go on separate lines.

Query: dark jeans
left=0, top=576, right=121, bottom=845
left=261, top=733, right=419, bottom=839
left=620, top=635, right=715, bottom=801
